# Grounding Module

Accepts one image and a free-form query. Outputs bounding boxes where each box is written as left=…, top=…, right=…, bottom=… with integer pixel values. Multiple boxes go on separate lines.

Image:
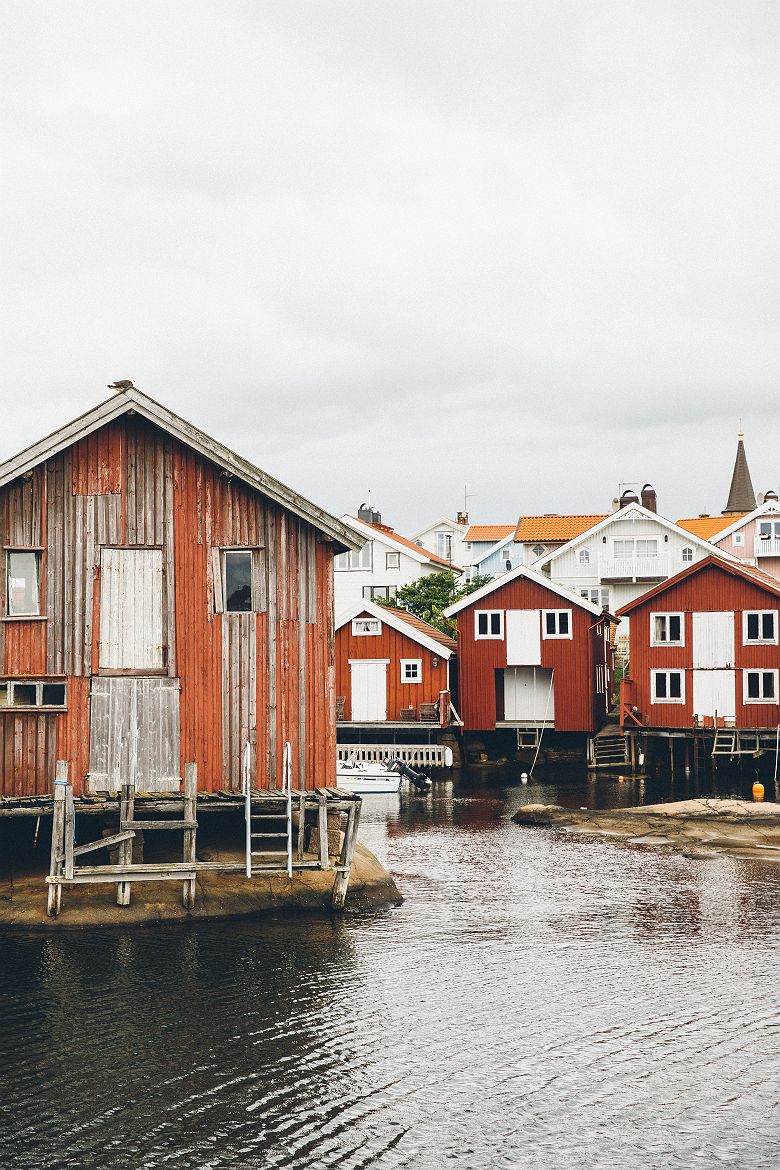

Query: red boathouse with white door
left=443, top=566, right=614, bottom=735
left=618, top=555, right=780, bottom=732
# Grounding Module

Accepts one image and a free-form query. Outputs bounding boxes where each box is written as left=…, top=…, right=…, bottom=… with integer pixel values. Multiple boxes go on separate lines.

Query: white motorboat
left=336, top=759, right=402, bottom=794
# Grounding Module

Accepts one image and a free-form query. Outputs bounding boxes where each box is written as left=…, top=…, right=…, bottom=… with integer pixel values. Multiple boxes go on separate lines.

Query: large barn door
left=692, top=612, right=734, bottom=669
left=350, top=660, right=388, bottom=721
left=505, top=610, right=541, bottom=666
left=692, top=671, right=736, bottom=720
left=99, top=548, right=164, bottom=670
left=88, top=676, right=181, bottom=792
left=503, top=667, right=555, bottom=722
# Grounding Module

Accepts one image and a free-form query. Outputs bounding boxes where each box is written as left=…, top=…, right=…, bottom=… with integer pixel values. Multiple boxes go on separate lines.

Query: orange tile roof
left=358, top=521, right=458, bottom=569
left=514, top=514, right=608, bottom=543
left=463, top=524, right=515, bottom=543
left=382, top=606, right=458, bottom=652
left=676, top=515, right=745, bottom=540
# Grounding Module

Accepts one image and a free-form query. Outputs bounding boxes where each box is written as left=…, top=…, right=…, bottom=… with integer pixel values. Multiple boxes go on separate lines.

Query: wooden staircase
left=590, top=732, right=628, bottom=769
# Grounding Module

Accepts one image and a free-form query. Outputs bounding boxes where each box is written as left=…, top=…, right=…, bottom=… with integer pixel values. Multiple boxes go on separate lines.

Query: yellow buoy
left=753, top=781, right=765, bottom=803
left=618, top=775, right=625, bottom=783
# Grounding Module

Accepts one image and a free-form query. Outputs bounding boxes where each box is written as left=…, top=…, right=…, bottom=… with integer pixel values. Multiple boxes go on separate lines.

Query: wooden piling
left=332, top=800, right=361, bottom=910
left=47, top=760, right=68, bottom=917
left=118, top=783, right=134, bottom=906
left=182, top=763, right=197, bottom=909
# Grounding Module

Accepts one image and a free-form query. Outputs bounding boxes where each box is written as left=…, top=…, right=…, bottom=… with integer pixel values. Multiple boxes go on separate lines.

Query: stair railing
left=282, top=741, right=293, bottom=878
left=243, top=741, right=252, bottom=878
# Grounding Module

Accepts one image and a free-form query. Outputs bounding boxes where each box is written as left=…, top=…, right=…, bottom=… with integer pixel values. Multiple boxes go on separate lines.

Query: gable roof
left=676, top=515, right=742, bottom=540
left=410, top=516, right=469, bottom=540
left=442, top=563, right=613, bottom=619
left=0, top=385, right=363, bottom=552
left=472, top=532, right=516, bottom=566
left=335, top=599, right=456, bottom=657
left=616, top=554, right=780, bottom=616
left=463, top=524, right=515, bottom=543
left=692, top=499, right=780, bottom=544
left=346, top=516, right=464, bottom=571
left=514, top=515, right=608, bottom=544
left=531, top=502, right=740, bottom=569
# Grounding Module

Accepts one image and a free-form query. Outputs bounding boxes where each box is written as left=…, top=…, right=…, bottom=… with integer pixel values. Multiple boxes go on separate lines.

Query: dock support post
left=318, top=791, right=331, bottom=871
left=118, top=783, right=134, bottom=906
left=47, top=760, right=68, bottom=917
left=297, top=790, right=305, bottom=861
left=332, top=800, right=362, bottom=910
left=182, top=763, right=197, bottom=909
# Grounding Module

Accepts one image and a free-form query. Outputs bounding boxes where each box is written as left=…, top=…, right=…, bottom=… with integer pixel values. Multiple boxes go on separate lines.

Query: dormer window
left=352, top=618, right=381, bottom=636
left=578, top=548, right=590, bottom=564
left=681, top=547, right=694, bottom=563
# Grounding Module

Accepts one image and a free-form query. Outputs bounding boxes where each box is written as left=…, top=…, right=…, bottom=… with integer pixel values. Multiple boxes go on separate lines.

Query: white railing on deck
left=600, top=555, right=669, bottom=580
left=755, top=538, right=780, bottom=557
left=337, top=743, right=452, bottom=768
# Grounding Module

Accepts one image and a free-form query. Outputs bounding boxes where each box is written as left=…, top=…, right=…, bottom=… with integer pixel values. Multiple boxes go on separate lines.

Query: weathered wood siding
left=0, top=414, right=337, bottom=797
left=335, top=616, right=450, bottom=721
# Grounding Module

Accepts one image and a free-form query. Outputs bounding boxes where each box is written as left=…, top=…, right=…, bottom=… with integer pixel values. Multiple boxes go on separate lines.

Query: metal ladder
left=243, top=742, right=293, bottom=878
left=712, top=729, right=737, bottom=756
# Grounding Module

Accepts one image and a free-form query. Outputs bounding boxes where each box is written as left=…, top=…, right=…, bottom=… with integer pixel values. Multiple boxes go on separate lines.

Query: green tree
left=379, top=570, right=493, bottom=636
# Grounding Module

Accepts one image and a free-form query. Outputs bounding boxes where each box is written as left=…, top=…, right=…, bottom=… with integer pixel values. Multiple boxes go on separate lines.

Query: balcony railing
left=600, top=555, right=669, bottom=581
left=755, top=537, right=780, bottom=557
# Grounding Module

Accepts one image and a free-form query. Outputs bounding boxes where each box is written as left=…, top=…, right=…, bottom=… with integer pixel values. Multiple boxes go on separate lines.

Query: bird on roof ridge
left=108, top=379, right=135, bottom=391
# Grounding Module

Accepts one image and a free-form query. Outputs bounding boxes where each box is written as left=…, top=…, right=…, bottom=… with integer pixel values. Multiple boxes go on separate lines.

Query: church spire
left=722, top=427, right=756, bottom=515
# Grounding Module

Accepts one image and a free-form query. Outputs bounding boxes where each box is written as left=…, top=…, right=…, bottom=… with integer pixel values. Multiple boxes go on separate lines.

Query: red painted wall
left=455, top=575, right=610, bottom=733
left=335, top=614, right=450, bottom=721
left=626, top=561, right=780, bottom=729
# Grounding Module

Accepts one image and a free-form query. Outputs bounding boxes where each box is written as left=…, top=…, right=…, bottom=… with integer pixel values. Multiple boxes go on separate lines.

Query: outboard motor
left=388, top=757, right=432, bottom=792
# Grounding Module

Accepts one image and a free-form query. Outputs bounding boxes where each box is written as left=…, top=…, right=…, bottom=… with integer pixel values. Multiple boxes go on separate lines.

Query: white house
left=513, top=514, right=608, bottom=566
left=334, top=511, right=462, bottom=611
left=411, top=514, right=470, bottom=569
left=461, top=524, right=516, bottom=579
left=678, top=494, right=780, bottom=581
left=532, top=501, right=739, bottom=645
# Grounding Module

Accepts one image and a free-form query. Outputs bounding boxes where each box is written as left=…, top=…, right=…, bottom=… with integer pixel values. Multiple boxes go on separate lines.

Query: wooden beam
left=182, top=763, right=197, bottom=909
left=46, top=760, right=68, bottom=917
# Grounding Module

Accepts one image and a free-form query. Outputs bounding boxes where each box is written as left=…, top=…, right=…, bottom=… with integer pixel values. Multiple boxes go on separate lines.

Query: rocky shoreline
left=512, top=798, right=780, bottom=860
left=0, top=841, right=402, bottom=930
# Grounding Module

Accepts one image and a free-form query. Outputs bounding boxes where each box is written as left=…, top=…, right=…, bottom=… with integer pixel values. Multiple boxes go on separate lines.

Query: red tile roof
left=382, top=606, right=458, bottom=652
left=676, top=515, right=744, bottom=540
left=463, top=524, right=515, bottom=543
left=514, top=514, right=608, bottom=543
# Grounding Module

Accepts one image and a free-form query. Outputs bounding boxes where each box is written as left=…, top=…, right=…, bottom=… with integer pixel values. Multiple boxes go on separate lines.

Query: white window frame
left=595, top=664, right=605, bottom=694
left=0, top=678, right=68, bottom=710
left=336, top=545, right=373, bottom=571
left=578, top=548, right=590, bottom=564
left=650, top=612, right=685, bottom=647
left=435, top=531, right=452, bottom=560
left=400, top=659, right=422, bottom=684
left=651, top=669, right=685, bottom=704
left=681, top=547, right=694, bottom=563
left=475, top=610, right=504, bottom=639
left=532, top=545, right=546, bottom=558
left=580, top=587, right=610, bottom=610
left=743, top=669, right=778, bottom=704
left=542, top=609, right=572, bottom=639
left=743, top=610, right=778, bottom=646
left=734, top=532, right=744, bottom=546
left=352, top=618, right=382, bottom=637
left=386, top=552, right=400, bottom=570
left=5, top=549, right=42, bottom=617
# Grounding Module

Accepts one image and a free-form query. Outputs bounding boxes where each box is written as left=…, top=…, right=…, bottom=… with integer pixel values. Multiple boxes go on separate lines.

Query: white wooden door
left=692, top=612, right=734, bottom=669
left=350, top=660, right=388, bottom=721
left=504, top=667, right=555, bottom=722
left=692, top=671, right=736, bottom=720
left=505, top=610, right=541, bottom=666
left=88, top=676, right=181, bottom=792
left=99, top=548, right=165, bottom=670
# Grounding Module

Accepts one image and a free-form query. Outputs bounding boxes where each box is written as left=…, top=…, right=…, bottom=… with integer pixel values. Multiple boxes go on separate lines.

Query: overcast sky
left=2, top=2, right=778, bottom=532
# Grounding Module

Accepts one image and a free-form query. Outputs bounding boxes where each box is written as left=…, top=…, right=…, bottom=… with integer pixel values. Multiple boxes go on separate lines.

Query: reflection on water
left=2, top=767, right=779, bottom=1169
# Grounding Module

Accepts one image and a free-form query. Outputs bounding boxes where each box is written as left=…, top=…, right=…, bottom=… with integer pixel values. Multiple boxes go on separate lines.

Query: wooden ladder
left=243, top=742, right=293, bottom=878
left=712, top=728, right=737, bottom=757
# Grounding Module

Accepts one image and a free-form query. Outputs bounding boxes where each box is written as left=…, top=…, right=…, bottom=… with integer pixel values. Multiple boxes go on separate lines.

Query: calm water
left=2, top=767, right=779, bottom=1169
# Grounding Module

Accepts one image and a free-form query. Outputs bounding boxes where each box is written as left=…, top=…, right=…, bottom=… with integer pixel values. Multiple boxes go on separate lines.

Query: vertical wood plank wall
left=335, top=619, right=451, bottom=721
left=0, top=416, right=336, bottom=796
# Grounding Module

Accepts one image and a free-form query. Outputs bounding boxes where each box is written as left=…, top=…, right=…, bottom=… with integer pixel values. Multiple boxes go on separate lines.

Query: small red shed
left=443, top=566, right=613, bottom=733
left=618, top=555, right=780, bottom=730
left=335, top=600, right=456, bottom=725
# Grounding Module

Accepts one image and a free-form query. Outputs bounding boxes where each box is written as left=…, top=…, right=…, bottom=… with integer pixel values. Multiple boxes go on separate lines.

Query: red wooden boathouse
left=0, top=385, right=362, bottom=799
left=335, top=600, right=456, bottom=726
left=618, top=555, right=780, bottom=733
left=443, top=566, right=613, bottom=734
